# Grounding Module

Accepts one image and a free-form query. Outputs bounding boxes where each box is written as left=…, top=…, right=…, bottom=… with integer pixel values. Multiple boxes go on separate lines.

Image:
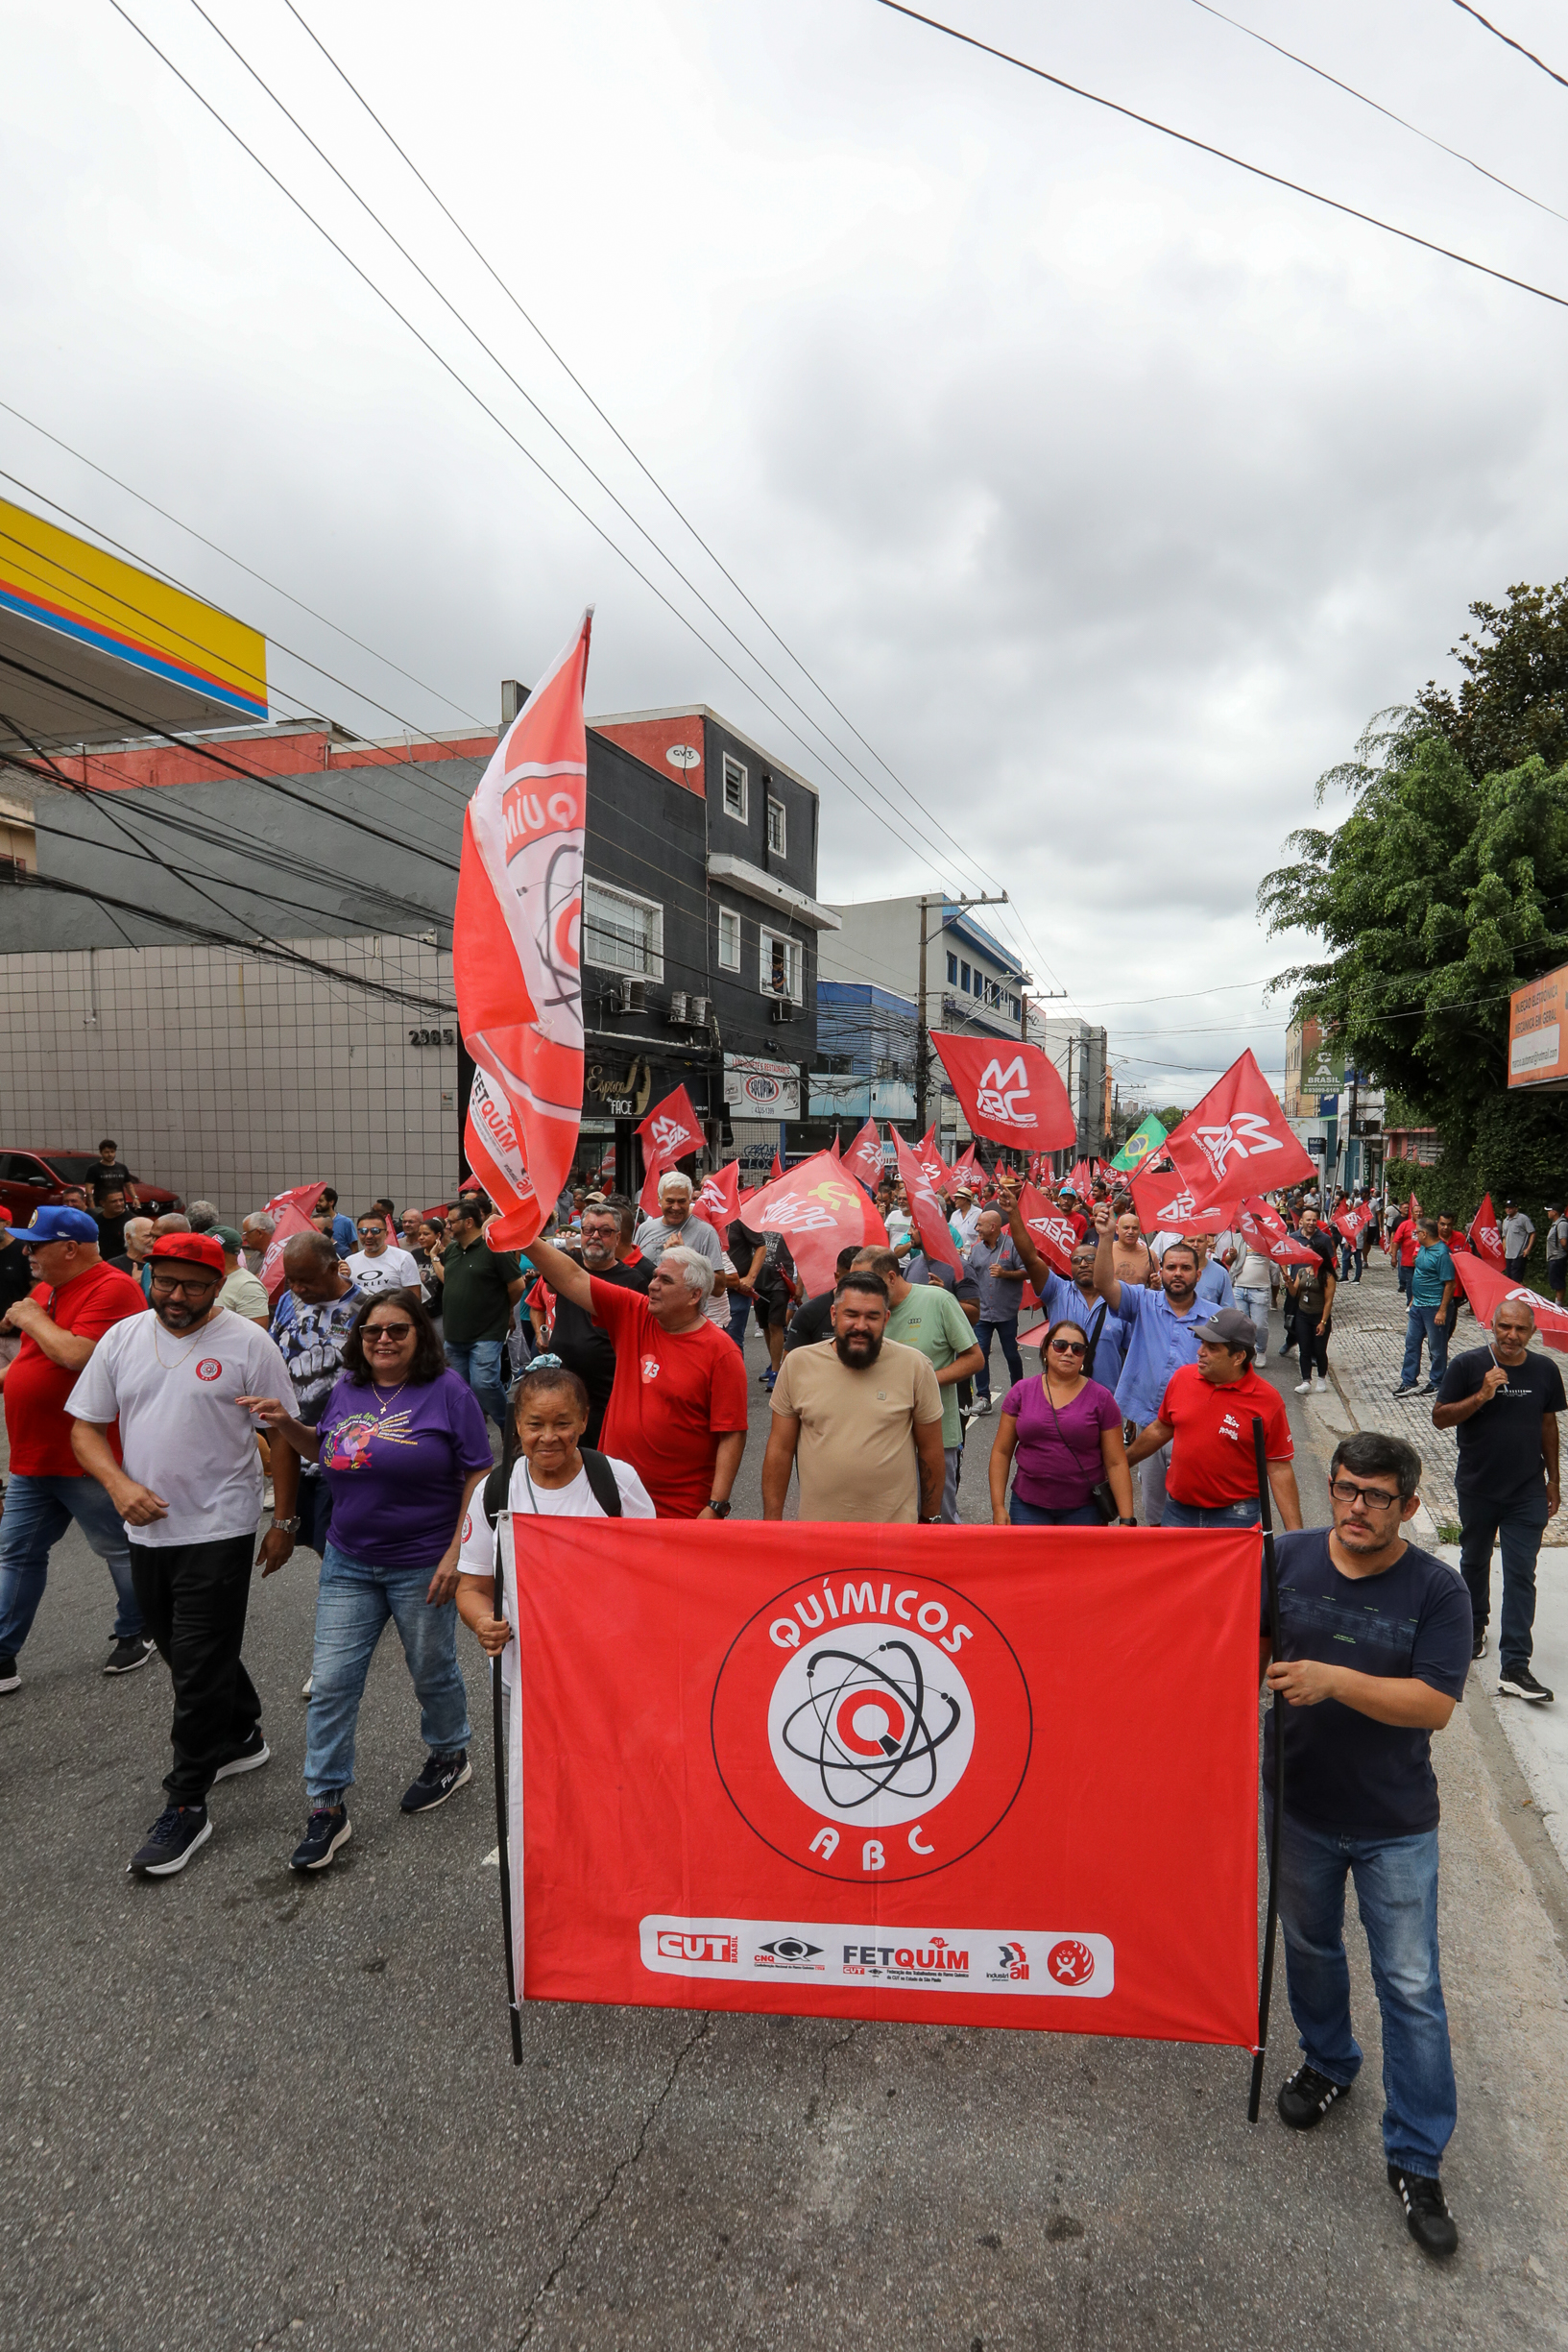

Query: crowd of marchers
left=1, top=1146, right=1563, bottom=2265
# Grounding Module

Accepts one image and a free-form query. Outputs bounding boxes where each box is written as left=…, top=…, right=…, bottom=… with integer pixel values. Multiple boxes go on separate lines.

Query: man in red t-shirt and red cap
left=1126, top=1305, right=1304, bottom=1531
left=0, top=1204, right=151, bottom=1693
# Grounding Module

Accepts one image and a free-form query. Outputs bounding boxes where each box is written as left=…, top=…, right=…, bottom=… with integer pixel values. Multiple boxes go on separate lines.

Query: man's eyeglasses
left=1049, top=1338, right=1086, bottom=1357
left=1329, top=1478, right=1402, bottom=1513
left=365, top=1322, right=415, bottom=1341
left=149, top=1273, right=220, bottom=1297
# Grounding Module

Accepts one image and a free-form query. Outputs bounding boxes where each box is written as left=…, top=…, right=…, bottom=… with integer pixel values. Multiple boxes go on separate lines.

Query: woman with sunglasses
left=241, top=1289, right=493, bottom=1871
left=988, top=1318, right=1136, bottom=1527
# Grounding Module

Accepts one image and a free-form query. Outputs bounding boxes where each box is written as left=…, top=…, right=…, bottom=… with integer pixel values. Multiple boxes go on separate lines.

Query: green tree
left=1416, top=579, right=1568, bottom=782
left=1259, top=709, right=1568, bottom=1203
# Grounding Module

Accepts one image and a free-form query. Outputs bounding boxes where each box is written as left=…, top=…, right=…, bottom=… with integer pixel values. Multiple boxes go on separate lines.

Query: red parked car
left=0, top=1149, right=183, bottom=1224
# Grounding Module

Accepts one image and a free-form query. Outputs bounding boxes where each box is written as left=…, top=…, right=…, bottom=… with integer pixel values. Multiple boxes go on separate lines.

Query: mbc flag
left=929, top=1034, right=1076, bottom=1152
left=1129, top=1164, right=1232, bottom=1236
left=844, top=1117, right=887, bottom=1193
left=454, top=614, right=591, bottom=1249
left=501, top=1520, right=1262, bottom=2045
left=1164, top=1052, right=1315, bottom=1212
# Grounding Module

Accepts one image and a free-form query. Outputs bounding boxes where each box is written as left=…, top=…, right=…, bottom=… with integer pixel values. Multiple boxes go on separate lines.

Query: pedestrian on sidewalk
left=1501, top=1201, right=1536, bottom=1282
left=1124, top=1306, right=1301, bottom=1531
left=1433, top=1295, right=1562, bottom=1701
left=1283, top=1208, right=1337, bottom=1396
left=1264, top=1431, right=1470, bottom=2260
left=66, top=1233, right=301, bottom=1878
left=1393, top=1220, right=1457, bottom=1399
left=0, top=1205, right=153, bottom=1691
left=1386, top=1209, right=1420, bottom=1303
left=1544, top=1203, right=1568, bottom=1310
left=244, top=1291, right=492, bottom=1871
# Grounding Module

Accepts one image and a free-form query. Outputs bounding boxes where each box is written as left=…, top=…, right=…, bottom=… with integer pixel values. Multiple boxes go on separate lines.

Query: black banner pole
left=493, top=1528, right=524, bottom=2067
left=1248, top=1415, right=1285, bottom=2122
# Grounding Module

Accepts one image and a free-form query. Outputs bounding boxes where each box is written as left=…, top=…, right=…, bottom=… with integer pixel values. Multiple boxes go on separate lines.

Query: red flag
left=1452, top=1252, right=1568, bottom=1353
left=455, top=613, right=591, bottom=1249
left=1014, top=1182, right=1080, bottom=1278
left=734, top=1150, right=889, bottom=1294
left=1130, top=1166, right=1232, bottom=1236
left=503, top=1517, right=1262, bottom=2046
left=845, top=1118, right=886, bottom=1192
left=890, top=1128, right=966, bottom=1274
left=929, top=1033, right=1076, bottom=1152
left=691, top=1159, right=742, bottom=1237
left=1330, top=1203, right=1361, bottom=1248
left=1408, top=1190, right=1421, bottom=1222
left=256, top=1181, right=326, bottom=1300
left=639, top=1084, right=705, bottom=1172
left=950, top=1143, right=984, bottom=1195
left=1469, top=1194, right=1504, bottom=1266
left=1236, top=1197, right=1318, bottom=1266
left=830, top=1130, right=842, bottom=1162
left=769, top=1151, right=784, bottom=1184
left=914, top=1127, right=953, bottom=1197
left=1163, top=1052, right=1316, bottom=1210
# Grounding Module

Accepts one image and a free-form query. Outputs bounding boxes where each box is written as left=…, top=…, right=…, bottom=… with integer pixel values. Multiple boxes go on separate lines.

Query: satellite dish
left=665, top=742, right=701, bottom=770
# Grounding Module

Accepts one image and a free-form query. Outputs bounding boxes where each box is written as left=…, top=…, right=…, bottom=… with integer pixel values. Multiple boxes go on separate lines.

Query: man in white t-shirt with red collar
left=68, top=1233, right=301, bottom=1879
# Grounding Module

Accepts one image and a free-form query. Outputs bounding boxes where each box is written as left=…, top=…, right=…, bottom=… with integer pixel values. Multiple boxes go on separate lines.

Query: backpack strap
left=579, top=1447, right=624, bottom=1517
left=1083, top=1300, right=1108, bottom=1384
left=481, top=1458, right=509, bottom=1530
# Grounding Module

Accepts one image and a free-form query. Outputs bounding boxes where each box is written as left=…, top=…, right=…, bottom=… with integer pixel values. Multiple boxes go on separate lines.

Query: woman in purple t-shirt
left=245, top=1289, right=493, bottom=1873
left=987, top=1318, right=1136, bottom=1527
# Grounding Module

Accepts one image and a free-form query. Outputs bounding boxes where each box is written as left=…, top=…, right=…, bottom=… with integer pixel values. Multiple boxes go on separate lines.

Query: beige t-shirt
left=769, top=1337, right=943, bottom=1523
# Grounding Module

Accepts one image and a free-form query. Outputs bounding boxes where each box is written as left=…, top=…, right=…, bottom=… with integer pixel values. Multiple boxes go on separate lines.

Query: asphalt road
left=6, top=1312, right=1568, bottom=2351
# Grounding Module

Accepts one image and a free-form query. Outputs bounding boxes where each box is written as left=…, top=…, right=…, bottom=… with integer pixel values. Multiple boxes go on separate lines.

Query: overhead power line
left=1449, top=0, right=1568, bottom=91
left=876, top=0, right=1568, bottom=313
left=1189, top=0, right=1568, bottom=227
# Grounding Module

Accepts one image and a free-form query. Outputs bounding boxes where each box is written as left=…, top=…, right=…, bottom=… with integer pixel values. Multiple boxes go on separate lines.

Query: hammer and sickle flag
left=454, top=613, right=591, bottom=1249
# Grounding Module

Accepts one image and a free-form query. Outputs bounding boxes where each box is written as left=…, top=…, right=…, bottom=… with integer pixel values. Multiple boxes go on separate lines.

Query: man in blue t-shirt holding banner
left=1261, top=1430, right=1472, bottom=2260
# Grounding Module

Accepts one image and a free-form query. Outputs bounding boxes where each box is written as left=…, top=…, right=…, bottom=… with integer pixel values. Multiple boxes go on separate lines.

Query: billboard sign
left=1508, top=966, right=1568, bottom=1090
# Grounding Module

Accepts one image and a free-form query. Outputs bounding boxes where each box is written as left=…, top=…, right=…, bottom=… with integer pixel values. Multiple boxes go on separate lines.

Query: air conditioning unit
left=689, top=995, right=710, bottom=1028
left=667, top=989, right=689, bottom=1024
left=768, top=999, right=796, bottom=1026
left=613, top=978, right=645, bottom=1015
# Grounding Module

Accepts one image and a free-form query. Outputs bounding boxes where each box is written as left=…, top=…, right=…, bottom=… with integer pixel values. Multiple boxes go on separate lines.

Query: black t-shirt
left=1435, top=1343, right=1565, bottom=1504
left=0, top=1237, right=32, bottom=1311
left=90, top=1161, right=134, bottom=1200
left=544, top=1255, right=653, bottom=1443
left=94, top=1210, right=129, bottom=1259
left=727, top=1221, right=794, bottom=1296
left=1287, top=1230, right=1336, bottom=1321
left=1263, top=1529, right=1472, bottom=1837
left=784, top=1286, right=836, bottom=1353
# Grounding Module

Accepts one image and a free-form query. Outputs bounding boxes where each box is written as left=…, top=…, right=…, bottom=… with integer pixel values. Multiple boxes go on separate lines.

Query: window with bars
left=766, top=795, right=786, bottom=855
left=584, top=879, right=663, bottom=979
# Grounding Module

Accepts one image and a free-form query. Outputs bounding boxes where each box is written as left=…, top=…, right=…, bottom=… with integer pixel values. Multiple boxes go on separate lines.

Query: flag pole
left=493, top=1525, right=524, bottom=2067
left=1248, top=1415, right=1285, bottom=2122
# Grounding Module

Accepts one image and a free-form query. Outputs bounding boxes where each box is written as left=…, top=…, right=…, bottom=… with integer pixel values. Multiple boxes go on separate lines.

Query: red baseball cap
left=150, top=1232, right=227, bottom=1276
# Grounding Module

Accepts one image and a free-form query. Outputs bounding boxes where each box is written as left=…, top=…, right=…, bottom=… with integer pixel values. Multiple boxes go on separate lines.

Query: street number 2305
left=408, top=1028, right=456, bottom=1047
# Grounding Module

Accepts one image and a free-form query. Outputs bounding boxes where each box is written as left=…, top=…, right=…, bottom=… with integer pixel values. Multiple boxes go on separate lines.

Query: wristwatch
left=706, top=1498, right=732, bottom=1519
left=271, top=1515, right=301, bottom=1534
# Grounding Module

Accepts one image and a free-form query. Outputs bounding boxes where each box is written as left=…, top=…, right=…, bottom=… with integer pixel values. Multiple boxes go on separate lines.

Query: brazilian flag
left=1111, top=1113, right=1169, bottom=1173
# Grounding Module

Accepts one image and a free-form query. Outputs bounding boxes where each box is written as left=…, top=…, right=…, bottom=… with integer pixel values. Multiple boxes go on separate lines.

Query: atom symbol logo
left=780, top=1638, right=963, bottom=1814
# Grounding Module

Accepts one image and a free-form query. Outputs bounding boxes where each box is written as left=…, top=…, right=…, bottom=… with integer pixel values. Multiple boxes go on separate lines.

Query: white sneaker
left=1255, top=1355, right=1266, bottom=1369
left=972, top=1396, right=993, bottom=1417
left=1294, top=1378, right=1314, bottom=1394
left=1313, top=1374, right=1329, bottom=1394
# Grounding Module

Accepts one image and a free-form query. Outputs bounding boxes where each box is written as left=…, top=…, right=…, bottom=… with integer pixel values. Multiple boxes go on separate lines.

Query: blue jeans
left=443, top=1338, right=507, bottom=1429
left=727, top=1292, right=753, bottom=1350
left=0, top=1471, right=143, bottom=1654
left=1397, top=1263, right=1413, bottom=1301
left=302, top=1541, right=471, bottom=1803
left=1269, top=1812, right=1456, bottom=2174
left=1459, top=1480, right=1550, bottom=1673
left=1009, top=1493, right=1102, bottom=1527
left=976, top=1318, right=1024, bottom=1400
left=1235, top=1284, right=1270, bottom=1360
left=1161, top=1494, right=1261, bottom=1530
left=1399, top=1302, right=1450, bottom=1388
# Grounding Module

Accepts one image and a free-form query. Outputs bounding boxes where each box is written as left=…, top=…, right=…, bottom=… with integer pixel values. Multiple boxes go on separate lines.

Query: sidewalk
left=1287, top=1253, right=1568, bottom=1875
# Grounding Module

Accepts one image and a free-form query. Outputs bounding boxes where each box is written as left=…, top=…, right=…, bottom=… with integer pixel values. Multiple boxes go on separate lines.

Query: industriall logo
left=709, top=1569, right=1032, bottom=1884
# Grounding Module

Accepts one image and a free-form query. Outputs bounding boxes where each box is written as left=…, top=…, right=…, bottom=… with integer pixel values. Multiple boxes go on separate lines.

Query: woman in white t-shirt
left=454, top=1357, right=654, bottom=1668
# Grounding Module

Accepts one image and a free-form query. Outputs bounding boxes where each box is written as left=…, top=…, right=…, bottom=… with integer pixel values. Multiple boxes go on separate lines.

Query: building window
left=717, top=906, right=741, bottom=971
left=960, top=959, right=971, bottom=992
left=947, top=952, right=958, bottom=984
left=760, top=927, right=803, bottom=1004
left=766, top=795, right=786, bottom=855
left=722, top=753, right=748, bottom=821
left=584, top=878, right=663, bottom=979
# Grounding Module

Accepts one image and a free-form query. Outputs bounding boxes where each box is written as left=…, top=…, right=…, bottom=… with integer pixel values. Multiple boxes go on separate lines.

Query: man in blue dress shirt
left=1091, top=1200, right=1207, bottom=1524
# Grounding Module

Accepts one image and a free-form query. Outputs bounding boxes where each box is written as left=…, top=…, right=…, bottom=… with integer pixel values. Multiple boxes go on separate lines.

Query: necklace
left=370, top=1377, right=408, bottom=1417
left=151, top=1318, right=209, bottom=1370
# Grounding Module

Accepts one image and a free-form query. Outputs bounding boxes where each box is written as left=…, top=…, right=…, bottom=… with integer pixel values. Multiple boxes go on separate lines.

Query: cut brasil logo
left=709, top=1569, right=1032, bottom=1884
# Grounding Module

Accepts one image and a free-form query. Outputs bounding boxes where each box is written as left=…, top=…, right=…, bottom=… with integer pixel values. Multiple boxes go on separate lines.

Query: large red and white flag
left=929, top=1033, right=1077, bottom=1152
left=1130, top=1165, right=1232, bottom=1236
left=890, top=1128, right=966, bottom=1275
left=1469, top=1193, right=1505, bottom=1267
left=1163, top=1053, right=1316, bottom=1212
left=255, top=1181, right=326, bottom=1300
left=500, top=1518, right=1262, bottom=2046
left=1013, top=1182, right=1080, bottom=1277
left=1453, top=1252, right=1568, bottom=1352
left=733, top=1150, right=889, bottom=1294
left=454, top=614, right=591, bottom=1249
left=691, top=1158, right=742, bottom=1238
left=844, top=1118, right=886, bottom=1193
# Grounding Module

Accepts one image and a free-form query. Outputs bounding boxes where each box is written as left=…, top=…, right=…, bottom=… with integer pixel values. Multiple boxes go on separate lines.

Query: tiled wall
left=0, top=934, right=461, bottom=1221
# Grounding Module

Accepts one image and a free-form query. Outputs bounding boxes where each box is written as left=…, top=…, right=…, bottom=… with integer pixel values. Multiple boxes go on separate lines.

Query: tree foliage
left=1416, top=580, right=1568, bottom=782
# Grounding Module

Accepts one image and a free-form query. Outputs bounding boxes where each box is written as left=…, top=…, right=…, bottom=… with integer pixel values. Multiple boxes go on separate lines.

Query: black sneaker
left=1472, top=1629, right=1488, bottom=1661
left=1498, top=1665, right=1555, bottom=1703
left=1277, top=2063, right=1350, bottom=2130
left=128, top=1803, right=211, bottom=1878
left=104, top=1636, right=156, bottom=1677
left=210, top=1728, right=271, bottom=1782
left=0, top=1653, right=17, bottom=1694
left=400, top=1750, right=472, bottom=1813
left=1391, top=1383, right=1418, bottom=1398
left=289, top=1806, right=351, bottom=1872
left=1387, top=2163, right=1458, bottom=2257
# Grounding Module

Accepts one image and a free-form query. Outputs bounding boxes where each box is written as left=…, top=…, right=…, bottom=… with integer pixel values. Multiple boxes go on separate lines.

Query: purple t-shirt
left=1002, top=1373, right=1121, bottom=1510
left=318, top=1369, right=493, bottom=1568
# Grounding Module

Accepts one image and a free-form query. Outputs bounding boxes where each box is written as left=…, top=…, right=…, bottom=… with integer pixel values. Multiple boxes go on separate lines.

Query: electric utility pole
left=916, top=889, right=1010, bottom=1134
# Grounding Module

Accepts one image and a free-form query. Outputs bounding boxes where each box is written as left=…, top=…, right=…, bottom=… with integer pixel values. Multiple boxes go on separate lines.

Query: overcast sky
left=5, top=0, right=1567, bottom=1105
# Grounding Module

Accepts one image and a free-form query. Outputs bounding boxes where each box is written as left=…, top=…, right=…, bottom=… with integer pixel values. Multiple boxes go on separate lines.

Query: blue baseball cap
left=13, top=1205, right=101, bottom=1246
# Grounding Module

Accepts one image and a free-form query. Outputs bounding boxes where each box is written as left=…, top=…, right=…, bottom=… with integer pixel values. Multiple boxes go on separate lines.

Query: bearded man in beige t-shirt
left=761, top=1271, right=946, bottom=1524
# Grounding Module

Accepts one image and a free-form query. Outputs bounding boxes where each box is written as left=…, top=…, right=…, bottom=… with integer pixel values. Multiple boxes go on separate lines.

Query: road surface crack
left=513, top=2013, right=712, bottom=2342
